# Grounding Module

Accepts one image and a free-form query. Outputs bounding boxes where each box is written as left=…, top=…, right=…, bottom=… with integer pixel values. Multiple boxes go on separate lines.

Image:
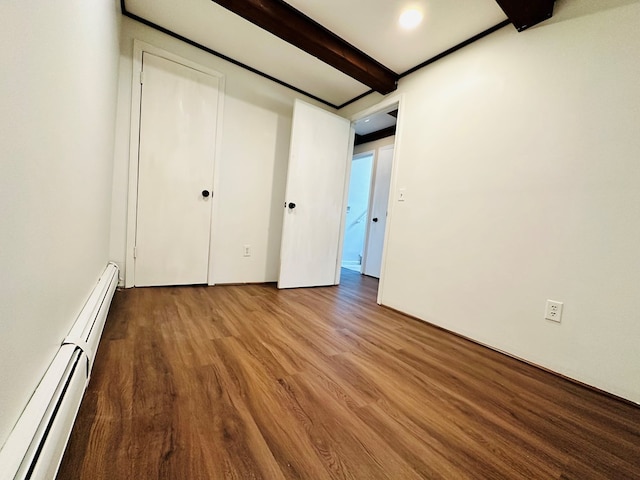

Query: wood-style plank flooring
left=58, top=270, right=640, bottom=479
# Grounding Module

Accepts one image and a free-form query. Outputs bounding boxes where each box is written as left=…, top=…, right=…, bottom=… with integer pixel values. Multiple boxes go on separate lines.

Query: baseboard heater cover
left=0, top=262, right=119, bottom=480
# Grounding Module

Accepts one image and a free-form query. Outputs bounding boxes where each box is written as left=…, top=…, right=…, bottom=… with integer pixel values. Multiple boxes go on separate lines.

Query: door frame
left=348, top=94, right=405, bottom=304
left=334, top=124, right=356, bottom=285
left=125, top=40, right=226, bottom=288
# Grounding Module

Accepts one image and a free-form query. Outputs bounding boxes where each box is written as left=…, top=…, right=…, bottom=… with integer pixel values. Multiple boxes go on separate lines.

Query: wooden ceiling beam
left=355, top=125, right=397, bottom=146
left=210, top=0, right=398, bottom=95
left=495, top=0, right=555, bottom=31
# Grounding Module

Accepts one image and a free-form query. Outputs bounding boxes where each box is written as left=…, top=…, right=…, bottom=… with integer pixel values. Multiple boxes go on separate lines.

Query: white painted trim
left=206, top=67, right=226, bottom=287
left=349, top=94, right=405, bottom=304
left=125, top=40, right=225, bottom=288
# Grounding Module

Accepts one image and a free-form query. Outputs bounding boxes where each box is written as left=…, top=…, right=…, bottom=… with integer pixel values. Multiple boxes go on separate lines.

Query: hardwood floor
left=58, top=270, right=640, bottom=479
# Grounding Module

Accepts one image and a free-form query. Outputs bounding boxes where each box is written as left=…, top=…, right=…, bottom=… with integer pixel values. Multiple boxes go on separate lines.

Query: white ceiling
left=354, top=107, right=398, bottom=136
left=284, top=0, right=507, bottom=73
left=125, top=0, right=508, bottom=108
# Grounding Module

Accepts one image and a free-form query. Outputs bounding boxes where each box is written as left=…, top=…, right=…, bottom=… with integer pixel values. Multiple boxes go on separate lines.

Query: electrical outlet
left=545, top=300, right=563, bottom=323
left=243, top=245, right=251, bottom=257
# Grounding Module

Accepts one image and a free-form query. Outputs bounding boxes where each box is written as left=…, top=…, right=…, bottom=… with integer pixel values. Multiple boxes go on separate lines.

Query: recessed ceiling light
left=399, top=9, right=423, bottom=30
left=364, top=118, right=371, bottom=123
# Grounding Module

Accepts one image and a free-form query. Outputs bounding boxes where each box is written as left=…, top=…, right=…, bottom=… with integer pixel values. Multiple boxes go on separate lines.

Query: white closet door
left=135, top=52, right=219, bottom=287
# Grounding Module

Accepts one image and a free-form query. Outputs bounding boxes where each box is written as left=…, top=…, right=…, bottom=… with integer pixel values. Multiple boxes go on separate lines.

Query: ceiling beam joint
left=495, top=0, right=555, bottom=31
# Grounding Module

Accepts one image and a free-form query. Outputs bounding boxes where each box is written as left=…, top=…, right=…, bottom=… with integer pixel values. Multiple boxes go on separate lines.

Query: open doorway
left=342, top=103, right=398, bottom=282
left=342, top=153, right=374, bottom=272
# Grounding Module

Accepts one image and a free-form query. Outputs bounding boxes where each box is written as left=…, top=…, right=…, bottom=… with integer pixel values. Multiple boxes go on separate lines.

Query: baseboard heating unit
left=0, top=262, right=119, bottom=480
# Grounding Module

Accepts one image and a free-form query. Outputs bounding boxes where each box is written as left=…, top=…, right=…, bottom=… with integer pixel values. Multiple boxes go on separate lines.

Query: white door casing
left=349, top=95, right=404, bottom=304
left=363, top=144, right=394, bottom=278
left=134, top=52, right=219, bottom=286
left=278, top=99, right=353, bottom=289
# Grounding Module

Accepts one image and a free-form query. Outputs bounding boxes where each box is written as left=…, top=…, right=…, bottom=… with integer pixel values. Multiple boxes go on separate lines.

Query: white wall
left=111, top=17, right=331, bottom=284
left=0, top=0, right=120, bottom=447
left=344, top=0, right=640, bottom=403
left=353, top=136, right=395, bottom=156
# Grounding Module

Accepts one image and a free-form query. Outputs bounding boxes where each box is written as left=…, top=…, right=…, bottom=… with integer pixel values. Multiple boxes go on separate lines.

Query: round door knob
left=202, top=190, right=210, bottom=198
left=372, top=217, right=379, bottom=222
left=288, top=202, right=296, bottom=209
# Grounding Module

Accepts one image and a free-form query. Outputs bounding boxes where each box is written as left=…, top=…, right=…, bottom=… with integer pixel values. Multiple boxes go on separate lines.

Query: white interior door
left=364, top=144, right=394, bottom=278
left=135, top=52, right=219, bottom=287
left=278, top=100, right=352, bottom=289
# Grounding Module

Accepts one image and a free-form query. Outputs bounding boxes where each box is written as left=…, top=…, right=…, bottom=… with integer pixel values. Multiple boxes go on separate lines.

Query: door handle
left=202, top=190, right=210, bottom=198
left=372, top=217, right=379, bottom=222
left=288, top=202, right=296, bottom=209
